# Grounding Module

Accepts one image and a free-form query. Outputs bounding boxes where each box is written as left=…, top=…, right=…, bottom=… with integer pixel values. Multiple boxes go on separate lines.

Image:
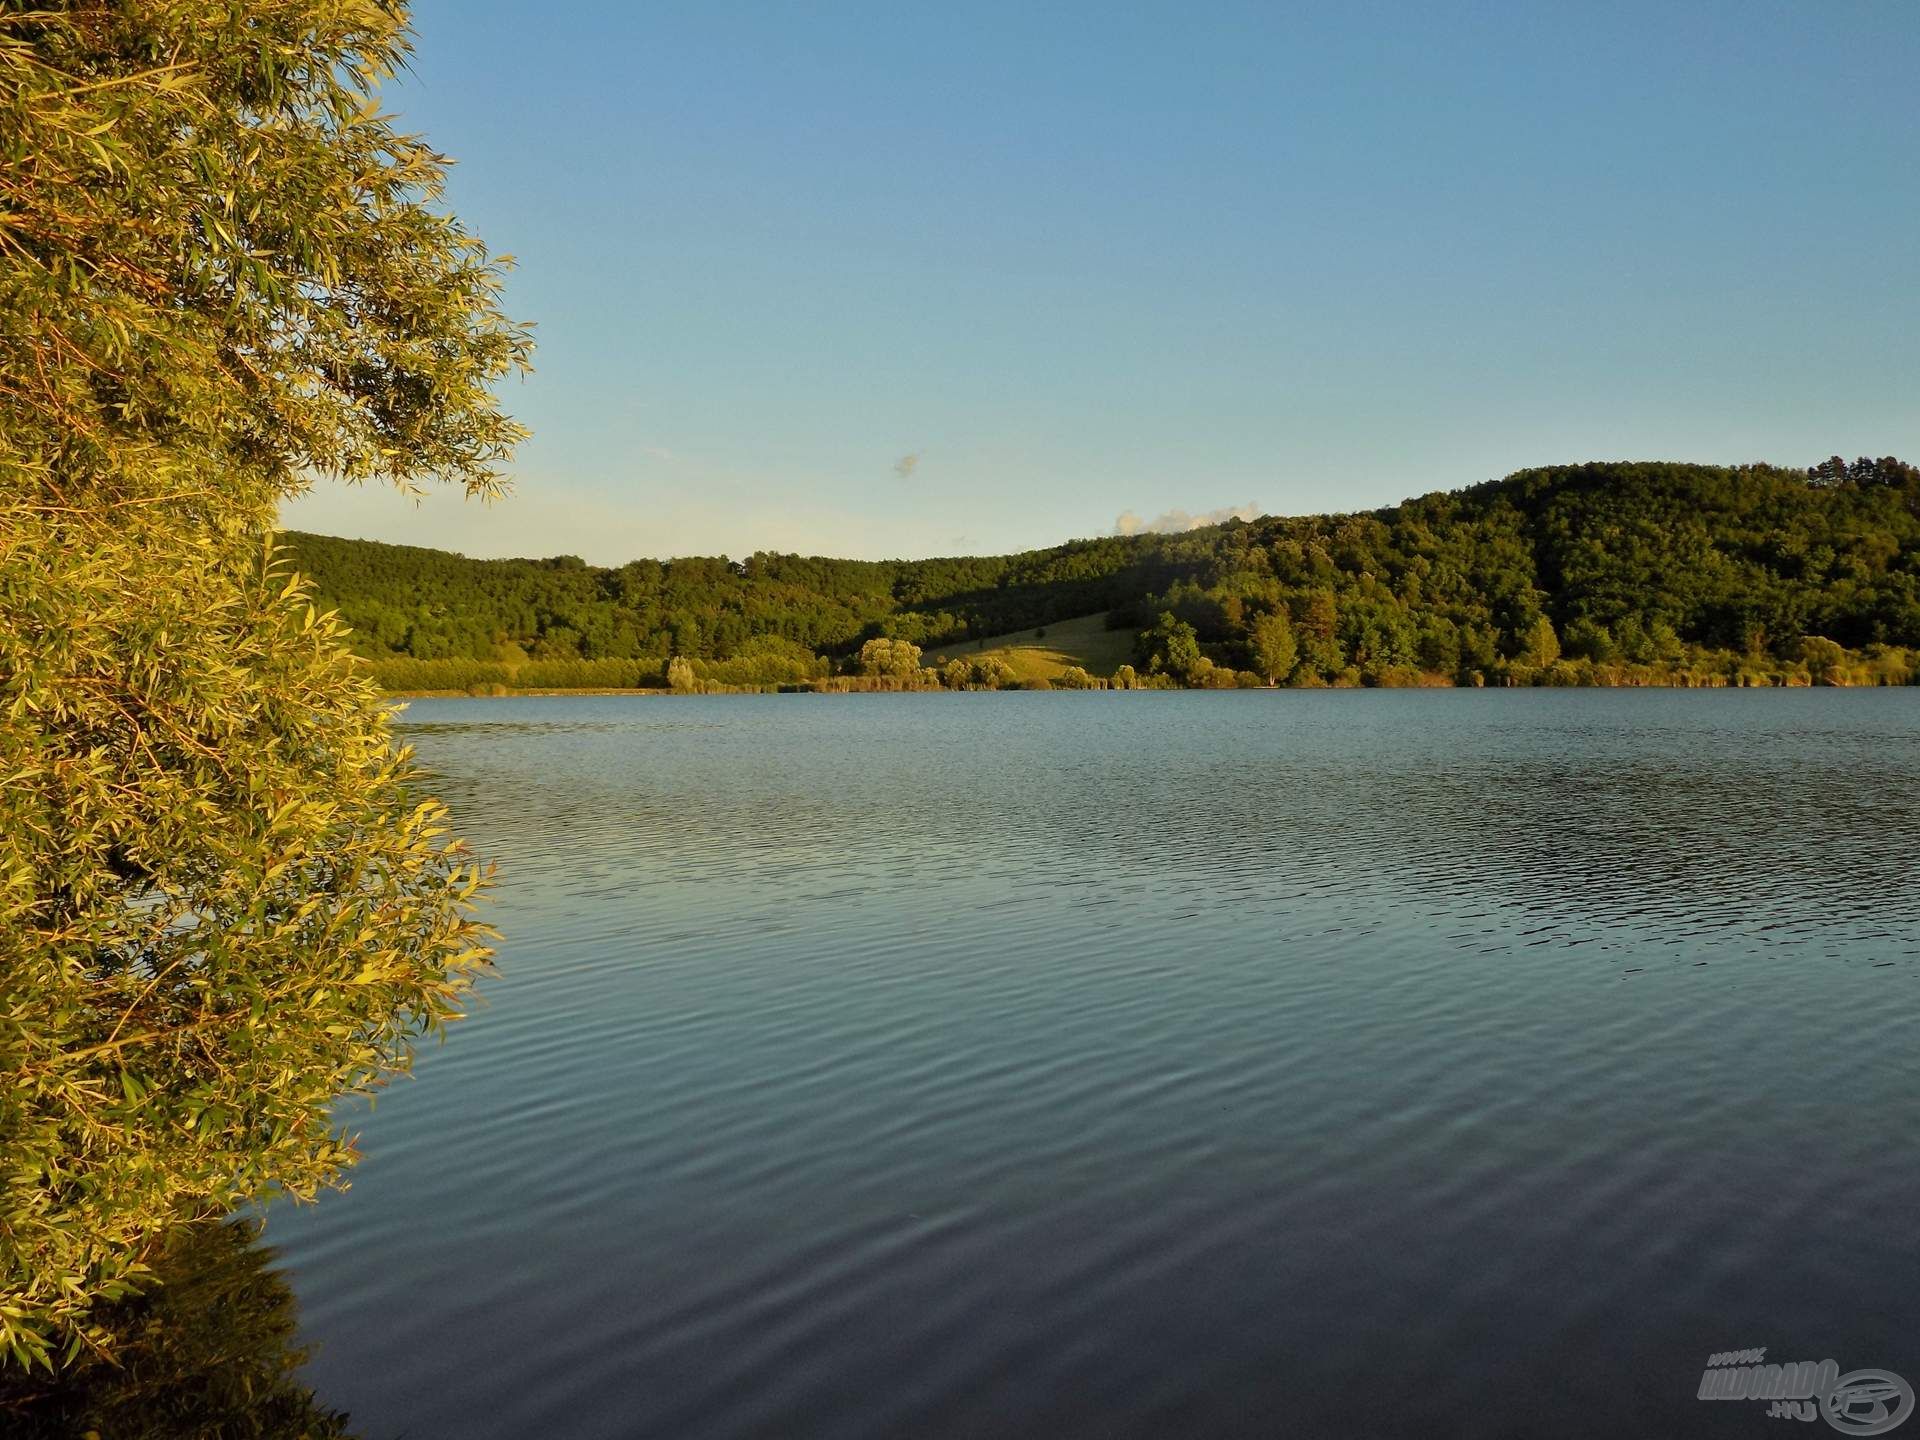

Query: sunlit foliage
left=857, top=637, right=922, bottom=677
left=1, top=2, right=529, bottom=1366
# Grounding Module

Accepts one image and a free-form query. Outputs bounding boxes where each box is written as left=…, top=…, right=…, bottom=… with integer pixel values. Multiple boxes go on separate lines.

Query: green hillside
left=286, top=457, right=1920, bottom=691
left=921, top=613, right=1139, bottom=682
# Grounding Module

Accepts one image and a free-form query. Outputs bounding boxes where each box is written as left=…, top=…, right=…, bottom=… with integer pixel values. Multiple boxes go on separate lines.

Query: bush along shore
left=370, top=636, right=1920, bottom=697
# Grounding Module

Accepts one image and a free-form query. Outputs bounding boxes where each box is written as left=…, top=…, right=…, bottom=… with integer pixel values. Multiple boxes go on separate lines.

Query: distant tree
left=1248, top=610, right=1298, bottom=684
left=1297, top=589, right=1338, bottom=642
left=1811, top=455, right=1920, bottom=488
left=1850, top=455, right=1920, bottom=487
left=592, top=623, right=642, bottom=661
left=1113, top=664, right=1140, bottom=689
left=1561, top=617, right=1614, bottom=663
left=666, top=656, right=697, bottom=691
left=1521, top=615, right=1561, bottom=669
left=858, top=637, right=922, bottom=676
left=1415, top=616, right=1463, bottom=674
left=1293, top=590, right=1344, bottom=678
left=1802, top=636, right=1846, bottom=684
left=1460, top=624, right=1500, bottom=674
left=668, top=613, right=703, bottom=658
left=532, top=626, right=583, bottom=661
left=1809, top=455, right=1851, bottom=487
left=1142, top=612, right=1203, bottom=680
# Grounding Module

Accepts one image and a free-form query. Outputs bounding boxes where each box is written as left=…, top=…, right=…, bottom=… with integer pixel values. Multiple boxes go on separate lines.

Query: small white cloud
left=1112, top=501, right=1260, bottom=536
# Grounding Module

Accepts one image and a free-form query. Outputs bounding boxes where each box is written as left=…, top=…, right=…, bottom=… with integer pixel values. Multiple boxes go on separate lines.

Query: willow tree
left=0, top=3, right=531, bottom=1367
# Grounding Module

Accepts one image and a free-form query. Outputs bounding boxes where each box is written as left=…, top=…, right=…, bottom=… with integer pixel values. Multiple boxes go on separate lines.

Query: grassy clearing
left=921, top=611, right=1135, bottom=681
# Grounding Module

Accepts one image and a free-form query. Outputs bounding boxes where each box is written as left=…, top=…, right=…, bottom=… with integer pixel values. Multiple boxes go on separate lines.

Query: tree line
left=292, top=456, right=1920, bottom=690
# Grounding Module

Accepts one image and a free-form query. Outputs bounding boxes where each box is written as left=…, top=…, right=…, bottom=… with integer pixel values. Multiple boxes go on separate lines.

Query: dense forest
left=287, top=457, right=1920, bottom=691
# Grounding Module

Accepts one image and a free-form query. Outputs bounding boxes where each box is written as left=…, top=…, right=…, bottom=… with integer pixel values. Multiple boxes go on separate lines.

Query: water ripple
left=260, top=690, right=1920, bottom=1440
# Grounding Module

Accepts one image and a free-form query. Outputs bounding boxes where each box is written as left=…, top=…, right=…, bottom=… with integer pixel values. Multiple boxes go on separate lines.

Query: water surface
left=264, top=690, right=1920, bottom=1438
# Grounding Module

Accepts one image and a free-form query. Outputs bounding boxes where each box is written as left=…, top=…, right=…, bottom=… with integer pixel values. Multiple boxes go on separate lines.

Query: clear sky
left=280, top=0, right=1920, bottom=565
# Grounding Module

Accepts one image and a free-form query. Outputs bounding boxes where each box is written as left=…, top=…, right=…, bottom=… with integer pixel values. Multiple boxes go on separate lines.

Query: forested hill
left=287, top=457, right=1920, bottom=690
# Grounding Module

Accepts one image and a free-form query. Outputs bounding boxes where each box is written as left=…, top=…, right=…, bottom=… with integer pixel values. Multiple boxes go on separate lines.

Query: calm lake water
left=260, top=690, right=1920, bottom=1439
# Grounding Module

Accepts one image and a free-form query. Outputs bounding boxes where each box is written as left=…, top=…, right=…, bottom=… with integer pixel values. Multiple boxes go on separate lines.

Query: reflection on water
left=34, top=691, right=1920, bottom=1438
left=0, top=1220, right=354, bottom=1439
left=395, top=717, right=725, bottom=737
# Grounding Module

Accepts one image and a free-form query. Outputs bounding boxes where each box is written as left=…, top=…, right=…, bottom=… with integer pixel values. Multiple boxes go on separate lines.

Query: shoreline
left=381, top=676, right=1914, bottom=700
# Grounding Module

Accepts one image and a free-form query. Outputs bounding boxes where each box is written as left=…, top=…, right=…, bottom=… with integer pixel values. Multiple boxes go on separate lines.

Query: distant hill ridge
left=285, top=458, right=1920, bottom=690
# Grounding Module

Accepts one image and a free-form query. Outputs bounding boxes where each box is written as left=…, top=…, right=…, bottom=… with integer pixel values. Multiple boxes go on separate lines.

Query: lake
left=259, top=690, right=1920, bottom=1439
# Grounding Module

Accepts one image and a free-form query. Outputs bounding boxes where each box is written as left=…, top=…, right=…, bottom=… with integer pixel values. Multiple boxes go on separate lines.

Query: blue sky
left=281, top=0, right=1920, bottom=564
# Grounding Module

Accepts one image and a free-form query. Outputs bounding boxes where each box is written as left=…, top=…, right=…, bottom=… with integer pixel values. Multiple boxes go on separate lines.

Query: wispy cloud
left=893, top=452, right=922, bottom=480
left=1113, top=501, right=1260, bottom=536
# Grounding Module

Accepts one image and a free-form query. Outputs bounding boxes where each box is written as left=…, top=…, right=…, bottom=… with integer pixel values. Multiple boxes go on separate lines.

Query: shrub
left=857, top=637, right=923, bottom=676
left=973, top=657, right=1017, bottom=688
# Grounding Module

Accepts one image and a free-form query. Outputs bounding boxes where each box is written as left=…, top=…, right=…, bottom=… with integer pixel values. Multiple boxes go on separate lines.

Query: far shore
left=381, top=675, right=1911, bottom=701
